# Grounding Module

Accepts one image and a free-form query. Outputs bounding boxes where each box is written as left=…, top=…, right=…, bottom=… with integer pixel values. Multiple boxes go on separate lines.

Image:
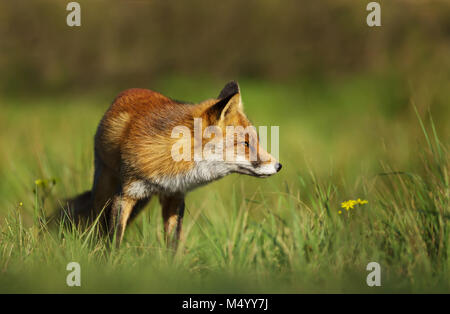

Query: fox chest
left=124, top=161, right=229, bottom=198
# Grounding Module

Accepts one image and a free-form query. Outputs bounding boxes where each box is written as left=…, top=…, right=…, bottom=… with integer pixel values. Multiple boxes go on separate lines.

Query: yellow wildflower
left=356, top=198, right=368, bottom=205
left=340, top=198, right=368, bottom=215
left=341, top=200, right=356, bottom=210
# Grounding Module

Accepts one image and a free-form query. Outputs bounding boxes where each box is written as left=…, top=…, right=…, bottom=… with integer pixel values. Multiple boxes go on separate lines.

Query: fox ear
left=218, top=81, right=240, bottom=99
left=204, top=92, right=242, bottom=124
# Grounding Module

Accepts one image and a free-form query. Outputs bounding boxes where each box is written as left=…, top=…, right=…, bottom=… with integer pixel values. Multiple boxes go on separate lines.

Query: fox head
left=197, top=81, right=282, bottom=178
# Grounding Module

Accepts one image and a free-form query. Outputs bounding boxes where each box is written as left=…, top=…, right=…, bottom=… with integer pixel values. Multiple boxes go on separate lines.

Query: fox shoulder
left=110, top=88, right=173, bottom=112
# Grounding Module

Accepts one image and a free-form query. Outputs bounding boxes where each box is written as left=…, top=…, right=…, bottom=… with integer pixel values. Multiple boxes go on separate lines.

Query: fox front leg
left=109, top=194, right=137, bottom=248
left=159, top=193, right=185, bottom=250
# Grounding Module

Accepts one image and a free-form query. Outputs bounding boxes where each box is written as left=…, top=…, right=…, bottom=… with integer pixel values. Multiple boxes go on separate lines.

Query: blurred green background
left=0, top=0, right=449, bottom=293
left=0, top=0, right=448, bottom=96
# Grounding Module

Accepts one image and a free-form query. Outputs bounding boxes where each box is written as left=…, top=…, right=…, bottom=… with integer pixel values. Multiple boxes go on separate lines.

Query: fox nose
left=275, top=162, right=282, bottom=172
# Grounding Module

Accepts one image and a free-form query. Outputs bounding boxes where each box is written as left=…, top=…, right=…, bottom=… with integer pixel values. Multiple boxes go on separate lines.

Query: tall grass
left=0, top=77, right=448, bottom=293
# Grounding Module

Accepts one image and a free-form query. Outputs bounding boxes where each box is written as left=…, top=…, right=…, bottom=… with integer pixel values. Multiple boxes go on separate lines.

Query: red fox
left=63, top=81, right=282, bottom=247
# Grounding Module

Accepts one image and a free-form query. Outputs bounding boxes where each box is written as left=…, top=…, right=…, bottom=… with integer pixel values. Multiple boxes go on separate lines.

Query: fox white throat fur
left=125, top=160, right=231, bottom=197
left=64, top=81, right=282, bottom=248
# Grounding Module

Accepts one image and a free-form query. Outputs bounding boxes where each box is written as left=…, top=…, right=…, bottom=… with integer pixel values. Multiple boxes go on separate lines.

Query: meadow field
left=0, top=75, right=448, bottom=293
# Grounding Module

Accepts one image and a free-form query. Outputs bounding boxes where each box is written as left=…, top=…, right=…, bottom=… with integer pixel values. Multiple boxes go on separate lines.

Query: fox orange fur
left=63, top=81, right=281, bottom=248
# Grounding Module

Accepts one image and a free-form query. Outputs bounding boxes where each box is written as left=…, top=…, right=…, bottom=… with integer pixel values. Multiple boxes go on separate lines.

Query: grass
left=0, top=75, right=448, bottom=293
